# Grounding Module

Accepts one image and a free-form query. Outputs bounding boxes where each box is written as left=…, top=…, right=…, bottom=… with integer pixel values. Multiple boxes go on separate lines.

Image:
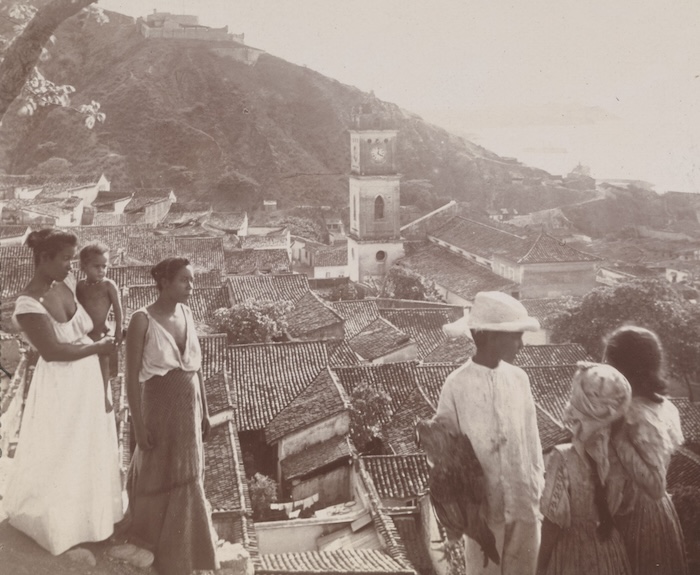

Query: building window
left=325, top=272, right=331, bottom=278
left=376, top=250, right=386, bottom=262
left=374, top=196, right=385, bottom=220
left=351, top=247, right=355, bottom=259
left=353, top=195, right=357, bottom=223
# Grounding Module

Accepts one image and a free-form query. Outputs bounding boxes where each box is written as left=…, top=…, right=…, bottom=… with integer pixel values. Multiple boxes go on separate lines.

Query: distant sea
left=457, top=121, right=699, bottom=194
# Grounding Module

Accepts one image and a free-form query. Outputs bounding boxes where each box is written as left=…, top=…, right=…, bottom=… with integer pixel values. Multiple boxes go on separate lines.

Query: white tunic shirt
left=435, top=359, right=545, bottom=524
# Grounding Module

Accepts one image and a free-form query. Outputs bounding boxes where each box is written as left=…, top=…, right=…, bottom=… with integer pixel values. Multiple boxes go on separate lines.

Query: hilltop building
left=139, top=10, right=244, bottom=43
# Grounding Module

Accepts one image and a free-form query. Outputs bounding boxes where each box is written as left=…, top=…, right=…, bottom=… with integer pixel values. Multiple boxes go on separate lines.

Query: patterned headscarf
left=563, top=362, right=631, bottom=483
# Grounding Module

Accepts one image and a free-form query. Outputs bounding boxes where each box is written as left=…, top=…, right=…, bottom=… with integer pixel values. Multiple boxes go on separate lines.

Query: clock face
left=370, top=144, right=387, bottom=164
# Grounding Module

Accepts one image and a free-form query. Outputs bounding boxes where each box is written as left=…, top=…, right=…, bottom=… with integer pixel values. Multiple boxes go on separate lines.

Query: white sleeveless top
left=13, top=273, right=94, bottom=348
left=136, top=304, right=202, bottom=382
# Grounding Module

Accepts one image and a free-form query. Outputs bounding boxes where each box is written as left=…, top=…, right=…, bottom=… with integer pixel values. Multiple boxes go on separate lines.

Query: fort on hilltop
left=138, top=10, right=245, bottom=43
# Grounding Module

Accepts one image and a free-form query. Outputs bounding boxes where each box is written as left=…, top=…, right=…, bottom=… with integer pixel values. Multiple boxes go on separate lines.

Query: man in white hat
left=435, top=291, right=544, bottom=575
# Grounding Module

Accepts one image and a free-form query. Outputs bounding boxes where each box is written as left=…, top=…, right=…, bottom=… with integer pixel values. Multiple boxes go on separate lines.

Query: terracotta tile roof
left=313, top=245, right=348, bottom=267
left=327, top=340, right=361, bottom=367
left=1, top=257, right=34, bottom=299
left=105, top=265, right=153, bottom=288
left=430, top=216, right=527, bottom=260
left=204, top=372, right=234, bottom=416
left=199, top=333, right=228, bottom=381
left=524, top=364, right=578, bottom=424
left=287, top=291, right=344, bottom=339
left=520, top=297, right=580, bottom=323
left=332, top=363, right=419, bottom=416
left=355, top=460, right=414, bottom=570
left=257, top=549, right=414, bottom=575
left=224, top=249, right=290, bottom=274
left=537, top=405, right=571, bottom=452
left=398, top=244, right=516, bottom=302
left=126, top=236, right=225, bottom=272
left=229, top=341, right=329, bottom=431
left=382, top=387, right=435, bottom=455
left=92, top=212, right=130, bottom=226
left=106, top=265, right=219, bottom=289
left=162, top=202, right=211, bottom=226
left=204, top=420, right=252, bottom=516
left=514, top=344, right=592, bottom=367
left=668, top=447, right=700, bottom=489
left=64, top=224, right=154, bottom=254
left=372, top=298, right=464, bottom=323
left=240, top=235, right=288, bottom=250
left=20, top=202, right=71, bottom=218
left=380, top=309, right=451, bottom=359
left=348, top=318, right=413, bottom=361
left=206, top=211, right=247, bottom=232
left=93, top=191, right=132, bottom=207
left=669, top=398, right=700, bottom=444
left=0, top=225, right=29, bottom=239
left=0, top=245, right=32, bottom=259
left=266, top=368, right=347, bottom=444
left=422, top=335, right=474, bottom=364
left=517, top=233, right=600, bottom=264
left=124, top=285, right=230, bottom=322
left=227, top=274, right=309, bottom=305
left=362, top=455, right=429, bottom=500
left=414, top=363, right=459, bottom=408
left=390, top=514, right=436, bottom=575
left=280, top=434, right=353, bottom=481
left=331, top=300, right=380, bottom=339
left=125, top=194, right=171, bottom=213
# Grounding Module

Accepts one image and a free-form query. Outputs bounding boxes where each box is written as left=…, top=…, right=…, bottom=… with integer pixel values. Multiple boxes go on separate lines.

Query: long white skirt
left=4, top=354, right=123, bottom=555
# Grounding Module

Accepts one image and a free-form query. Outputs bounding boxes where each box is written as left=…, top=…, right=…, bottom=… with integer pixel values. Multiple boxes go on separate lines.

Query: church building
left=347, top=104, right=404, bottom=283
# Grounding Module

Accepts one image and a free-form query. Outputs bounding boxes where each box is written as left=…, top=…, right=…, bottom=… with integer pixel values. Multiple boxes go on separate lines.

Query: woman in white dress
left=6, top=228, right=123, bottom=555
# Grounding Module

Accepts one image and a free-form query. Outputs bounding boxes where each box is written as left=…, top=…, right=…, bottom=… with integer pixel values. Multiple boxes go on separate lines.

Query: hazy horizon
left=101, top=0, right=700, bottom=193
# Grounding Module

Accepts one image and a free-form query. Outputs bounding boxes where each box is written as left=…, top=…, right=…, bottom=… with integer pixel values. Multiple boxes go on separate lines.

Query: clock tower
left=347, top=103, right=404, bottom=283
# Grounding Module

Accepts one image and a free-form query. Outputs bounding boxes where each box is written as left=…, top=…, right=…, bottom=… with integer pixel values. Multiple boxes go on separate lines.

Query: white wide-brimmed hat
left=443, top=291, right=540, bottom=336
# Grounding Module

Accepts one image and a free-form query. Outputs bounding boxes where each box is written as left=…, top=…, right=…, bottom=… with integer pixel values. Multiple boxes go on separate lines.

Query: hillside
left=0, top=10, right=587, bottom=211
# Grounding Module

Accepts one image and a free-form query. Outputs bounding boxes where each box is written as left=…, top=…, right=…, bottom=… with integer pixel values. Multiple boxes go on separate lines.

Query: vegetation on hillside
left=0, top=9, right=581, bottom=214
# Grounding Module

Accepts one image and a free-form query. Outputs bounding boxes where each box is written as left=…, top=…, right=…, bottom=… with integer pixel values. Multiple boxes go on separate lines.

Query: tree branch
left=0, top=0, right=96, bottom=123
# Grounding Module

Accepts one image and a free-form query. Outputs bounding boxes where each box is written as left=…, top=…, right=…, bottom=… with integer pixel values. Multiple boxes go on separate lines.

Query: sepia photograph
left=0, top=1, right=699, bottom=574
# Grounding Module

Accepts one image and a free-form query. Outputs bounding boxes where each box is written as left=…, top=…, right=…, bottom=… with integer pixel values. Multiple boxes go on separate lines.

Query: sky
left=101, top=0, right=700, bottom=193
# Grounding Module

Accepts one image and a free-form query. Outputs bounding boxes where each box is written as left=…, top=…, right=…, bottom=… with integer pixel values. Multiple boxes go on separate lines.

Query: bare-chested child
left=76, top=242, right=123, bottom=413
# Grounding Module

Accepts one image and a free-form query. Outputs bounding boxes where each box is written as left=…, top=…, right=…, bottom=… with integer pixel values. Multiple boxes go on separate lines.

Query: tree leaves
left=550, top=279, right=700, bottom=388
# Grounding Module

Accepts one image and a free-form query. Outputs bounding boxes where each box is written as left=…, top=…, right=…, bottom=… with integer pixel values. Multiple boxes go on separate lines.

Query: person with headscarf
left=604, top=326, right=688, bottom=575
left=537, top=362, right=633, bottom=575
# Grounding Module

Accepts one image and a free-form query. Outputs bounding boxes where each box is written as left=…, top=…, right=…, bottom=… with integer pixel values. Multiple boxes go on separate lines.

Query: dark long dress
left=125, top=305, right=217, bottom=575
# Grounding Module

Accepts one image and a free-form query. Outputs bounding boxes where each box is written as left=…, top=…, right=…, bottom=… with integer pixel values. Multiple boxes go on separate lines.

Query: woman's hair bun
left=25, top=229, right=52, bottom=249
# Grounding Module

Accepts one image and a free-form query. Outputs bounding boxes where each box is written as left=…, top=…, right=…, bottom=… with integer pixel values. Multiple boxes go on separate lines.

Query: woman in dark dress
left=124, top=257, right=218, bottom=574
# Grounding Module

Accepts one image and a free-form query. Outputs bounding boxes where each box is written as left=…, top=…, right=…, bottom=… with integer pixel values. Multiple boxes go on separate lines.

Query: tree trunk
left=0, top=0, right=96, bottom=124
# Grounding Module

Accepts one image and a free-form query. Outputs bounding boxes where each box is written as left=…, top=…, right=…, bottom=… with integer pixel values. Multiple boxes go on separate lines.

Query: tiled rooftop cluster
left=225, top=248, right=290, bottom=274
left=257, top=549, right=415, bottom=575
left=227, top=274, right=309, bottom=304
left=286, top=291, right=344, bottom=339
left=229, top=341, right=329, bottom=431
left=124, top=285, right=230, bottom=322
left=397, top=244, right=516, bottom=301
left=126, top=236, right=225, bottom=271
left=430, top=216, right=599, bottom=264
